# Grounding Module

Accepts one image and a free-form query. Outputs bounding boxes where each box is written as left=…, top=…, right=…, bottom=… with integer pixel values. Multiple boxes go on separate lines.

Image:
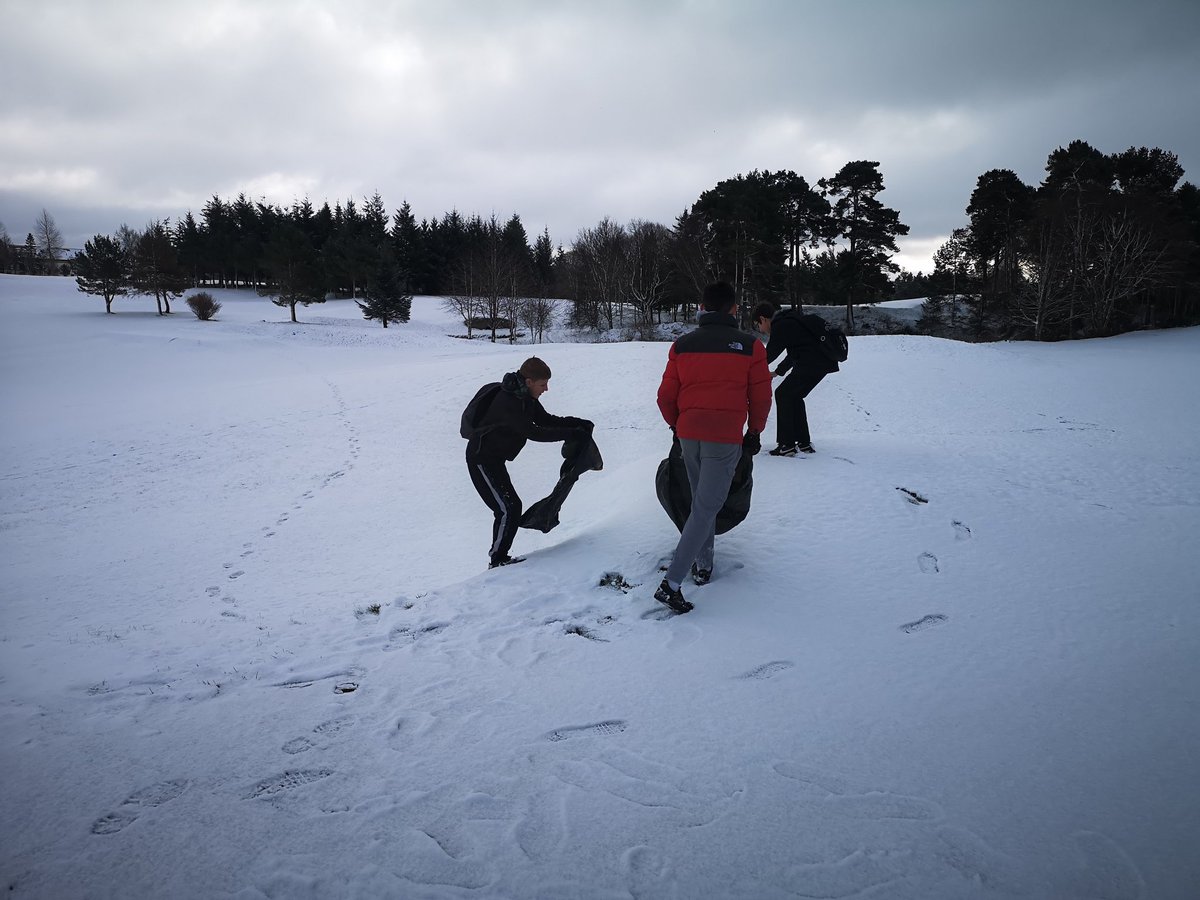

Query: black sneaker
left=653, top=578, right=694, bottom=614
left=797, top=443, right=816, bottom=454
left=691, top=564, right=712, bottom=586
left=768, top=443, right=798, bottom=457
left=489, top=555, right=526, bottom=569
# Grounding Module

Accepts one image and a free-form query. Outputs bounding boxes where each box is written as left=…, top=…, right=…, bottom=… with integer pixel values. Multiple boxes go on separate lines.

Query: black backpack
left=460, top=382, right=502, bottom=439
left=802, top=314, right=849, bottom=363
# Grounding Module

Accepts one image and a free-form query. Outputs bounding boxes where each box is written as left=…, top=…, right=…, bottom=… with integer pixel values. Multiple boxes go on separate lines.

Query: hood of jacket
left=501, top=371, right=529, bottom=398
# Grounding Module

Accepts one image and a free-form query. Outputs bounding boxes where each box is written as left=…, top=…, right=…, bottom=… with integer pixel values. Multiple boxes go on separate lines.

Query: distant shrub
left=186, top=292, right=222, bottom=321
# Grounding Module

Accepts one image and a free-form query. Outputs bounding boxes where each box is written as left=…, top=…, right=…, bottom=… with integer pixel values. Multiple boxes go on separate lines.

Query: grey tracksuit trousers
left=665, top=438, right=742, bottom=589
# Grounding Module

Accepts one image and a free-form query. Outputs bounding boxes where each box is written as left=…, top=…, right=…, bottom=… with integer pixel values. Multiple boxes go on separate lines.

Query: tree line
left=14, top=158, right=909, bottom=337
left=10, top=140, right=1196, bottom=341
left=919, top=141, right=1200, bottom=339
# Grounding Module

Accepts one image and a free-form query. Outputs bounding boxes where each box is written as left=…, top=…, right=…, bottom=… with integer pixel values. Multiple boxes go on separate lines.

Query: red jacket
left=657, top=313, right=772, bottom=444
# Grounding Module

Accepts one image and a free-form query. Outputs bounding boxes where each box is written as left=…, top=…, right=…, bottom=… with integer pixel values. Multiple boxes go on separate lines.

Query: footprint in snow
left=737, top=660, right=795, bottom=681
left=918, top=552, right=940, bottom=574
left=564, top=624, right=609, bottom=642
left=953, top=520, right=972, bottom=540
left=901, top=614, right=948, bottom=634
left=205, top=586, right=220, bottom=597
left=91, top=779, right=189, bottom=835
left=640, top=606, right=680, bottom=622
left=313, top=715, right=355, bottom=735
left=228, top=570, right=245, bottom=580
left=244, top=769, right=333, bottom=800
left=546, top=720, right=628, bottom=742
left=282, top=737, right=315, bottom=755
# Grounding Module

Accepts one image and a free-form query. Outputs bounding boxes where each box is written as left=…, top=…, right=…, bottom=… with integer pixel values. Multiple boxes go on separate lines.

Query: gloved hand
left=742, top=431, right=761, bottom=455
left=565, top=416, right=594, bottom=433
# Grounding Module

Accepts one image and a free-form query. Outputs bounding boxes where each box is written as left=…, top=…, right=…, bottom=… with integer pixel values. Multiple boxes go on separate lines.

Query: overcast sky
left=3, top=0, right=1199, bottom=273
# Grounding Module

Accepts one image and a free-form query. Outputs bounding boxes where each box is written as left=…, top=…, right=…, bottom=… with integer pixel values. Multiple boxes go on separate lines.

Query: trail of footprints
left=897, top=486, right=974, bottom=635
left=202, top=380, right=362, bottom=612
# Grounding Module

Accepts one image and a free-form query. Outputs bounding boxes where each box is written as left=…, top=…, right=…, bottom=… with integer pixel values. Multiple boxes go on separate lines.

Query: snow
left=2, top=273, right=1199, bottom=899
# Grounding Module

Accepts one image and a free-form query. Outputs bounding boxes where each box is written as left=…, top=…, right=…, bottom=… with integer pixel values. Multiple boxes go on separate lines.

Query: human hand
left=742, top=431, right=761, bottom=455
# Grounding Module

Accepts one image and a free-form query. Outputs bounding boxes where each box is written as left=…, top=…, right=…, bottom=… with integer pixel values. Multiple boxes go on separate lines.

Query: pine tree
left=132, top=221, right=188, bottom=315
left=259, top=222, right=325, bottom=323
left=358, top=248, right=412, bottom=327
left=74, top=235, right=129, bottom=313
left=24, top=233, right=40, bottom=274
left=819, top=161, right=909, bottom=330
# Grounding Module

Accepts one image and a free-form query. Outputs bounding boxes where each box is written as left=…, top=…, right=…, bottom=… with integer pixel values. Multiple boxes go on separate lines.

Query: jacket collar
left=501, top=371, right=529, bottom=398
left=698, top=311, right=738, bottom=328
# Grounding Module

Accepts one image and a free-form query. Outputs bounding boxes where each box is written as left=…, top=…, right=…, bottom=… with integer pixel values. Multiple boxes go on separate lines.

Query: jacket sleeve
left=521, top=401, right=581, bottom=443
left=765, top=327, right=793, bottom=375
left=656, top=347, right=681, bottom=429
left=747, top=341, right=772, bottom=434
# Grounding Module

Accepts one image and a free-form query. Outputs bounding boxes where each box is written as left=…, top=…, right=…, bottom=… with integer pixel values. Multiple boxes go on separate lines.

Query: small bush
left=186, top=292, right=222, bottom=321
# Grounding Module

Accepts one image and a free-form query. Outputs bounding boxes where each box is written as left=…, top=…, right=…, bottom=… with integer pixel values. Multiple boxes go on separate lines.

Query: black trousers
left=775, top=368, right=827, bottom=446
left=467, top=452, right=522, bottom=563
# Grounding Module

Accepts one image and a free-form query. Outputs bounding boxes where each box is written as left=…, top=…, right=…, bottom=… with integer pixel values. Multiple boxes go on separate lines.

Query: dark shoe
left=797, top=443, right=815, bottom=454
left=691, top=564, right=712, bottom=586
left=768, top=443, right=798, bottom=457
left=654, top=578, right=694, bottom=614
left=489, top=555, right=526, bottom=569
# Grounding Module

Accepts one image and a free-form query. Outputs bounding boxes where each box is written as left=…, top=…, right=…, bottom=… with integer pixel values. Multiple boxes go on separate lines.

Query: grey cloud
left=2, top=0, right=1198, bottom=267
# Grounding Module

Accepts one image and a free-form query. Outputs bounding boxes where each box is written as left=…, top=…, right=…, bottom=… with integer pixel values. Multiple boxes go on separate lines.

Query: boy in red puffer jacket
left=654, top=282, right=772, bottom=613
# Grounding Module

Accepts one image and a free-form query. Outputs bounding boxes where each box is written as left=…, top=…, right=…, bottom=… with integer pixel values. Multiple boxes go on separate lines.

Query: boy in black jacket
left=462, top=357, right=592, bottom=568
left=752, top=302, right=839, bottom=456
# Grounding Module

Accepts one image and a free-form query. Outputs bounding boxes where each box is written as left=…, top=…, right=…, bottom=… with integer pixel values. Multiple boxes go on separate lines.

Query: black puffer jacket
left=765, top=309, right=839, bottom=376
left=464, top=372, right=583, bottom=461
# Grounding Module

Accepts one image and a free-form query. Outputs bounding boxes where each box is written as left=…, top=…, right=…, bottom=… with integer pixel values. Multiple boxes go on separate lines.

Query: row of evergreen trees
left=36, top=139, right=1200, bottom=340
left=919, top=141, right=1200, bottom=339
left=63, top=158, right=908, bottom=335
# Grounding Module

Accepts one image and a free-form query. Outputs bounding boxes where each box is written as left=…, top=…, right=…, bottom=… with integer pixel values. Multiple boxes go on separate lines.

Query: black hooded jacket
left=765, top=309, right=839, bottom=376
left=463, top=372, right=583, bottom=461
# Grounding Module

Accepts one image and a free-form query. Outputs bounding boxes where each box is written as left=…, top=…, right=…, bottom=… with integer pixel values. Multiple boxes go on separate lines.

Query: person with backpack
left=461, top=357, right=592, bottom=569
left=654, top=282, right=772, bottom=613
left=751, top=302, right=845, bottom=456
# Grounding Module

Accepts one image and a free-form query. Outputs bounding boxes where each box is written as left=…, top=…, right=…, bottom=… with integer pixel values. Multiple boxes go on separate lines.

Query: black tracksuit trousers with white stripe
left=467, top=452, right=522, bottom=564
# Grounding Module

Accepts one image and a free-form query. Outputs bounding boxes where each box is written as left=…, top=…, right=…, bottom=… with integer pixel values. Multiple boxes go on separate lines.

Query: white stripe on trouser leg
left=476, top=464, right=509, bottom=557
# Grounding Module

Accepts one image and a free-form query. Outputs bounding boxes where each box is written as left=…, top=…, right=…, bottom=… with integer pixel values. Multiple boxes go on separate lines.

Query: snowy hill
left=1, top=274, right=1198, bottom=899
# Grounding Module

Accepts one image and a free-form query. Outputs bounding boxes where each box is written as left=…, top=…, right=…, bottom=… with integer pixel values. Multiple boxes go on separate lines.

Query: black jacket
left=464, top=372, right=583, bottom=461
left=765, top=309, right=839, bottom=376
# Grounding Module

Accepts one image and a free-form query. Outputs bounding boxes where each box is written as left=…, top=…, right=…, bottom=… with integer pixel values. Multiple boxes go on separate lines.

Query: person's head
left=701, top=281, right=738, bottom=315
left=752, top=302, right=778, bottom=334
left=519, top=356, right=552, bottom=398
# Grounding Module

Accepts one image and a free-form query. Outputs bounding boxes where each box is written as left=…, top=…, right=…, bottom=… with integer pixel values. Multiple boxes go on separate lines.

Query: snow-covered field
left=2, top=274, right=1198, bottom=899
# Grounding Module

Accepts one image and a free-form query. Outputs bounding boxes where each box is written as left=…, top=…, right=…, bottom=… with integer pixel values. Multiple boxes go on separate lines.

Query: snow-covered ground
left=2, top=274, right=1198, bottom=899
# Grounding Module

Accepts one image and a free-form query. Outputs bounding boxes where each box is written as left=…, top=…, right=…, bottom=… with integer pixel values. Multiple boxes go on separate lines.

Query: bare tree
left=519, top=295, right=558, bottom=344
left=35, top=209, right=66, bottom=274
left=574, top=218, right=629, bottom=330
left=627, top=220, right=673, bottom=331
left=1082, top=208, right=1169, bottom=335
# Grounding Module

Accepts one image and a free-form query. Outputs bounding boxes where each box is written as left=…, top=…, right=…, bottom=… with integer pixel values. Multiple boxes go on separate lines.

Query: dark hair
left=701, top=281, right=737, bottom=313
left=752, top=302, right=777, bottom=323
left=519, top=356, right=552, bottom=380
